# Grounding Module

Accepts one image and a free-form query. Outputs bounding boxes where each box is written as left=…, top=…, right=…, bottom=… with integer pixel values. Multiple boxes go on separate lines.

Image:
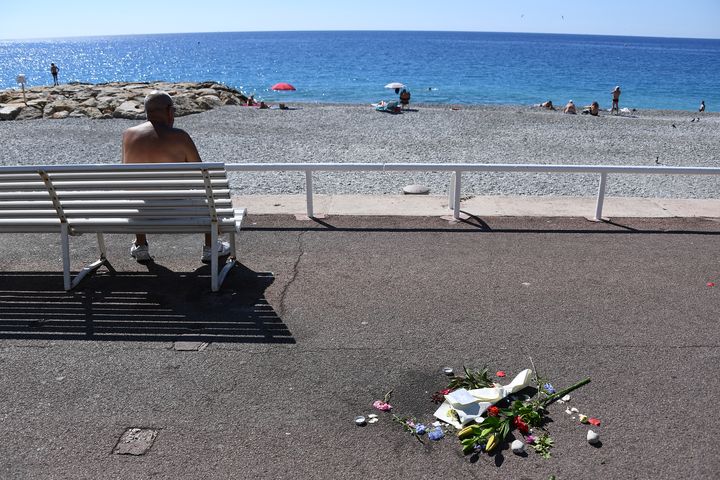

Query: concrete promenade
left=0, top=205, right=718, bottom=479
left=236, top=194, right=720, bottom=218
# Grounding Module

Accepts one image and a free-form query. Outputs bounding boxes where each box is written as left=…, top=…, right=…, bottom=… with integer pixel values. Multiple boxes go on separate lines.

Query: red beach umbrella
left=271, top=82, right=296, bottom=91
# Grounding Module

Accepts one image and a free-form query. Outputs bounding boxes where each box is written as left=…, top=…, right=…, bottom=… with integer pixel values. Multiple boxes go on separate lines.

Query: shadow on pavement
left=0, top=262, right=293, bottom=343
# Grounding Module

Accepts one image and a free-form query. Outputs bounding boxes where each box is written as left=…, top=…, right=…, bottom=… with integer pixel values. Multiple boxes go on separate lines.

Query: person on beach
left=50, top=63, right=59, bottom=86
left=540, top=100, right=555, bottom=110
left=122, top=90, right=230, bottom=263
left=399, top=89, right=411, bottom=110
left=563, top=100, right=577, bottom=114
left=582, top=101, right=600, bottom=116
left=699, top=100, right=705, bottom=113
left=246, top=95, right=255, bottom=106
left=611, top=86, right=621, bottom=115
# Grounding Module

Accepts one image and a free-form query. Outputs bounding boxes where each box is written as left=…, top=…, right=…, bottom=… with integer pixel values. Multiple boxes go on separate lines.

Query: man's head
left=144, top=91, right=175, bottom=125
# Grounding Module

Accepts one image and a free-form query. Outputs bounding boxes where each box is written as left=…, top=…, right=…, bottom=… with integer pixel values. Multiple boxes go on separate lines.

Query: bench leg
left=211, top=225, right=219, bottom=292
left=61, top=224, right=71, bottom=291
left=229, top=231, right=237, bottom=259
left=61, top=229, right=115, bottom=291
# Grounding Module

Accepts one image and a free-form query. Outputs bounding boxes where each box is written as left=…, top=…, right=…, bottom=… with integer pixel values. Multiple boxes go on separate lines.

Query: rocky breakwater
left=0, top=81, right=249, bottom=121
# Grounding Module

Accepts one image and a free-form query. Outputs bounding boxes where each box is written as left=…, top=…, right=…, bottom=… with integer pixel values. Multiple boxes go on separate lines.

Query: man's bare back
left=122, top=122, right=200, bottom=163
left=122, top=90, right=200, bottom=164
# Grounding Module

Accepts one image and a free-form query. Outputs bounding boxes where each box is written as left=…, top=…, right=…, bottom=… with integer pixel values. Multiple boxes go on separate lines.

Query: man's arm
left=181, top=130, right=201, bottom=162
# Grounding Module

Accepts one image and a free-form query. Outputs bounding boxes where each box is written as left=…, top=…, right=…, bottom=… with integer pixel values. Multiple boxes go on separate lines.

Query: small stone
left=587, top=430, right=600, bottom=445
left=113, top=428, right=157, bottom=455
left=354, top=415, right=366, bottom=426
left=367, top=418, right=379, bottom=424
left=565, top=408, right=572, bottom=415
left=570, top=407, right=579, bottom=413
left=511, top=439, right=525, bottom=454
left=402, top=184, right=430, bottom=195
left=442, top=367, right=454, bottom=376
left=561, top=394, right=571, bottom=402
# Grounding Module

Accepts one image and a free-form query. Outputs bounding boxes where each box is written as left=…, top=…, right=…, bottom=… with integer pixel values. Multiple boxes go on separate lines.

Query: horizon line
left=2, top=29, right=719, bottom=42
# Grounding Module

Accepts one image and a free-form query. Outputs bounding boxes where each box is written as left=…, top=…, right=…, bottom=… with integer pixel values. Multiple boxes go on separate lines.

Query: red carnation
left=513, top=416, right=530, bottom=434
left=487, top=406, right=500, bottom=417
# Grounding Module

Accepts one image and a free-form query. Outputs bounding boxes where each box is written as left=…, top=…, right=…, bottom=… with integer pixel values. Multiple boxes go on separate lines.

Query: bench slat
left=0, top=162, right=226, bottom=174
left=0, top=180, right=229, bottom=191
left=0, top=189, right=232, bottom=200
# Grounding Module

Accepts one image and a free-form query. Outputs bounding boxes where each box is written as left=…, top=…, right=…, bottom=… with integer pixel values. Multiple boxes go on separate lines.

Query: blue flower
left=415, top=424, right=427, bottom=435
left=544, top=383, right=556, bottom=394
left=474, top=443, right=484, bottom=452
left=428, top=426, right=444, bottom=441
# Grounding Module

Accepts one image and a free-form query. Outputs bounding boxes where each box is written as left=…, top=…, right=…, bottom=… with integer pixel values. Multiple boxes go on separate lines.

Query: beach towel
left=375, top=100, right=401, bottom=114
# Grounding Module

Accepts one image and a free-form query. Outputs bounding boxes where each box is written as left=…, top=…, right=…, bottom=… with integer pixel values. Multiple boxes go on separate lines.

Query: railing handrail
left=226, top=162, right=720, bottom=175
left=223, top=162, right=720, bottom=220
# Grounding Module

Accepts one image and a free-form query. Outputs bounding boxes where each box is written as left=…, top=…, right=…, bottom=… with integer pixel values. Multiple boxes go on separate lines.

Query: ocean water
left=1, top=31, right=719, bottom=110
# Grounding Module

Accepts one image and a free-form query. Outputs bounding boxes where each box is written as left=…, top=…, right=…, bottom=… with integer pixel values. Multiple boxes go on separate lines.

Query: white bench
left=0, top=162, right=246, bottom=292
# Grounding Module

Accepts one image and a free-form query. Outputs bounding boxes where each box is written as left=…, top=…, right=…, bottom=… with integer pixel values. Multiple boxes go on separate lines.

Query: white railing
left=225, top=163, right=720, bottom=220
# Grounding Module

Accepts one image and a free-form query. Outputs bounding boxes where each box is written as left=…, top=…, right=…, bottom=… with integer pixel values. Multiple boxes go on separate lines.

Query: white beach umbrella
left=384, top=82, right=406, bottom=90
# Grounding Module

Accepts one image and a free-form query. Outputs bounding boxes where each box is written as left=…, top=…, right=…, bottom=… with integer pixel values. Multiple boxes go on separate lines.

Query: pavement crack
left=278, top=229, right=307, bottom=317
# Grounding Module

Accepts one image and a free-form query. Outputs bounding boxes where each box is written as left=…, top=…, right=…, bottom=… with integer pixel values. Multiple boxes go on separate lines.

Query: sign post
left=16, top=74, right=27, bottom=105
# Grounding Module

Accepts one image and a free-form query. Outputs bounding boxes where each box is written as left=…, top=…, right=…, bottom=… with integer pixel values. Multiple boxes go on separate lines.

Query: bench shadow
left=0, top=262, right=294, bottom=344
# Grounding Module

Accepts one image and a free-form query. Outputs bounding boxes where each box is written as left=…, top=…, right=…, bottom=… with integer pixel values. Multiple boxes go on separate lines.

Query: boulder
left=194, top=88, right=220, bottom=97
left=196, top=95, right=223, bottom=110
left=171, top=95, right=204, bottom=116
left=113, top=101, right=145, bottom=119
left=50, top=111, right=70, bottom=120
left=44, top=99, right=78, bottom=116
left=96, top=96, right=122, bottom=112
left=73, top=106, right=104, bottom=119
left=15, top=106, right=43, bottom=120
left=0, top=104, right=22, bottom=120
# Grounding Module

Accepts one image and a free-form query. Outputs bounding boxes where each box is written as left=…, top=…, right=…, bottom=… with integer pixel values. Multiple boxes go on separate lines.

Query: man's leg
left=130, top=233, right=152, bottom=262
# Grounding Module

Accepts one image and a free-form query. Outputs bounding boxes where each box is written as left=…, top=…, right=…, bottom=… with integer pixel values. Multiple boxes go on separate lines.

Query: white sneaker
left=130, top=243, right=152, bottom=262
left=201, top=241, right=231, bottom=264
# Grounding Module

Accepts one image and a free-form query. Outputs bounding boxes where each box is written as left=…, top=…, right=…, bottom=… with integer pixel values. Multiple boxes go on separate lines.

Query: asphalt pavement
left=0, top=213, right=719, bottom=479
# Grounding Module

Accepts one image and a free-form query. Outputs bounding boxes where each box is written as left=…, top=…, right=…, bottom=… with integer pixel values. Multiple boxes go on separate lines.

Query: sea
left=1, top=31, right=719, bottom=111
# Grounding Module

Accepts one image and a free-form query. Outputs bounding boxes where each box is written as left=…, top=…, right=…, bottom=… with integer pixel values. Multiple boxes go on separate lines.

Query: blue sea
left=1, top=31, right=719, bottom=111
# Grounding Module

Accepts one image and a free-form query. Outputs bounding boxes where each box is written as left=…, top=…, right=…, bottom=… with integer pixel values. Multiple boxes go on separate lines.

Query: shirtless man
left=122, top=90, right=230, bottom=263
left=611, top=86, right=621, bottom=115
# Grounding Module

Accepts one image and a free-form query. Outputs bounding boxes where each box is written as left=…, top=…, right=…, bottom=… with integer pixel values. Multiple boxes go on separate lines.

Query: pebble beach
left=1, top=103, right=718, bottom=199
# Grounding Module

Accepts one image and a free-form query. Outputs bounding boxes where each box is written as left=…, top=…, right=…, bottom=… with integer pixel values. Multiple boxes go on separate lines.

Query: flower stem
left=540, top=377, right=591, bottom=408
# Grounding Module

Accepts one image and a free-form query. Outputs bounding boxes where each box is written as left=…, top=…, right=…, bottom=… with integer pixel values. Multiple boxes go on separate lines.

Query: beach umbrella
left=384, top=82, right=405, bottom=90
left=271, top=82, right=296, bottom=91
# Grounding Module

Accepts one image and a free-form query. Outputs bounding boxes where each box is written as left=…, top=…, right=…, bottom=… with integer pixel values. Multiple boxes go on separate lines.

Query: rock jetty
left=0, top=81, right=249, bottom=121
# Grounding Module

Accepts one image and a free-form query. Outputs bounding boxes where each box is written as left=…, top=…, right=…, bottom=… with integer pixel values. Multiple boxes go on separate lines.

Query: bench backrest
left=0, top=163, right=235, bottom=233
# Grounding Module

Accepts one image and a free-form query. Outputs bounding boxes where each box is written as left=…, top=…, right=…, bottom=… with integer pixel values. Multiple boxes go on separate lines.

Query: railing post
left=594, top=172, right=607, bottom=221
left=453, top=170, right=462, bottom=220
left=448, top=172, right=455, bottom=210
left=305, top=170, right=314, bottom=218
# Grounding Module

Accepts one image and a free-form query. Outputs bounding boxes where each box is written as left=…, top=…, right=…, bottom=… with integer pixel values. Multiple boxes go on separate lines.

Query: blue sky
left=3, top=0, right=719, bottom=40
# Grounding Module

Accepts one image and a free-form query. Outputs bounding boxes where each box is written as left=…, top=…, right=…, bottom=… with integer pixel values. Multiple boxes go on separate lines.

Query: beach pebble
left=587, top=430, right=601, bottom=445
left=570, top=407, right=579, bottom=413
left=354, top=415, right=366, bottom=426
left=442, top=367, right=454, bottom=376
left=402, top=184, right=430, bottom=195
left=511, top=439, right=525, bottom=454
left=561, top=394, right=571, bottom=402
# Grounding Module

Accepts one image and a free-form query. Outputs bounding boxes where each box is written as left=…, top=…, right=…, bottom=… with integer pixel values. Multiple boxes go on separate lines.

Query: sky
left=2, top=0, right=719, bottom=40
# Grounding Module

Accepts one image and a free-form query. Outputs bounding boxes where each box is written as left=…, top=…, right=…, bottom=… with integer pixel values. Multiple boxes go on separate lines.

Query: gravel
left=1, top=103, right=718, bottom=198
